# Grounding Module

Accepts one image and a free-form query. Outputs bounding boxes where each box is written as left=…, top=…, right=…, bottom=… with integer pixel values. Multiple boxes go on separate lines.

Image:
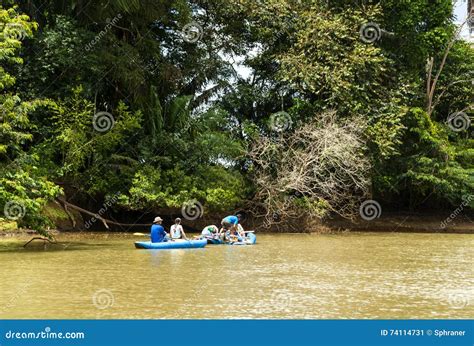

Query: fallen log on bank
left=23, top=236, right=57, bottom=247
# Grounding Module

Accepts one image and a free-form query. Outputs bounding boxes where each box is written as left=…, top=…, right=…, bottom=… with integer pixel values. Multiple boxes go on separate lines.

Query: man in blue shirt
left=150, top=216, right=168, bottom=243
left=220, top=214, right=243, bottom=241
left=222, top=214, right=240, bottom=227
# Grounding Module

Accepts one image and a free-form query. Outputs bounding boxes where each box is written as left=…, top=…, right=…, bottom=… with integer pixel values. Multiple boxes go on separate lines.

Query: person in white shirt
left=170, top=218, right=188, bottom=240
left=201, top=225, right=218, bottom=237
left=237, top=223, right=246, bottom=240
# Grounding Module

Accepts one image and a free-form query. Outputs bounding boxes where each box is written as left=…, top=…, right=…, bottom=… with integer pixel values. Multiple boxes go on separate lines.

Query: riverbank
left=323, top=212, right=474, bottom=234
left=1, top=211, right=473, bottom=239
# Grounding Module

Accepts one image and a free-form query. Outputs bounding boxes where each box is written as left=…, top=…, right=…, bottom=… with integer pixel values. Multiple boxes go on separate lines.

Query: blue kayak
left=134, top=239, right=207, bottom=250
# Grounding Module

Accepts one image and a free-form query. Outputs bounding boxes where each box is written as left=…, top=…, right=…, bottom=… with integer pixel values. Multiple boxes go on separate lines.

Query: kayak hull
left=134, top=239, right=207, bottom=250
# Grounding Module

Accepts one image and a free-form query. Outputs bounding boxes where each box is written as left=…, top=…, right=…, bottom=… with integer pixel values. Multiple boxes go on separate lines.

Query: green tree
left=0, top=6, right=60, bottom=233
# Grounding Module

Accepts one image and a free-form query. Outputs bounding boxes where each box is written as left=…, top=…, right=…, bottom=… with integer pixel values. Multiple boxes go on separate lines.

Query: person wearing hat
left=170, top=217, right=188, bottom=240
left=150, top=216, right=168, bottom=243
left=201, top=224, right=218, bottom=237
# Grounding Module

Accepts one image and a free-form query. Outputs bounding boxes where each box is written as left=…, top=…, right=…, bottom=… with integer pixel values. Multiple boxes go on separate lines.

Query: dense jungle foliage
left=0, top=0, right=472, bottom=232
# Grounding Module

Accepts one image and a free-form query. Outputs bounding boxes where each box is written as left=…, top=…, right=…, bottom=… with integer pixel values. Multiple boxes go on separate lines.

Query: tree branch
left=427, top=15, right=472, bottom=116
left=23, top=237, right=57, bottom=247
left=56, top=198, right=152, bottom=229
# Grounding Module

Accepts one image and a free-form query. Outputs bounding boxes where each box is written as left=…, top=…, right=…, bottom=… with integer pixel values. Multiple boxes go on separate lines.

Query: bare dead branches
left=248, top=111, right=371, bottom=227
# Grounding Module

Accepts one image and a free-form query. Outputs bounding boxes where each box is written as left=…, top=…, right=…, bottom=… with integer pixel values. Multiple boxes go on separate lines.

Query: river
left=1, top=232, right=472, bottom=319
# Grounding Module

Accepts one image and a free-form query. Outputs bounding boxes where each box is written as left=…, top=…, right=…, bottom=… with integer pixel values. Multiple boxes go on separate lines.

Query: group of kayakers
left=150, top=214, right=245, bottom=243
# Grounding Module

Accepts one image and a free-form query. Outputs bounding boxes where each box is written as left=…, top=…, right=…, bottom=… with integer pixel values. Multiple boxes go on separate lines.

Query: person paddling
left=170, top=218, right=188, bottom=240
left=150, top=216, right=168, bottom=243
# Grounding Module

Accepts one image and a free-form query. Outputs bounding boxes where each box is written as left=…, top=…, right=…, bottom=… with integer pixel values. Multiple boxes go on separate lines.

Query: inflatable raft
left=202, top=232, right=256, bottom=245
left=205, top=237, right=224, bottom=245
left=134, top=239, right=207, bottom=250
left=231, top=232, right=257, bottom=245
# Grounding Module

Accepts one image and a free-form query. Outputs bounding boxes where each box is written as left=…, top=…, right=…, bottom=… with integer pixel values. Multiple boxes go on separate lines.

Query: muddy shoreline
left=322, top=212, right=474, bottom=234
left=2, top=212, right=473, bottom=237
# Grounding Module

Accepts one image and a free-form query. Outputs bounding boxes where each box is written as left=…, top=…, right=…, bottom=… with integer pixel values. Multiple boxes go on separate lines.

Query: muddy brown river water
left=1, top=232, right=472, bottom=319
